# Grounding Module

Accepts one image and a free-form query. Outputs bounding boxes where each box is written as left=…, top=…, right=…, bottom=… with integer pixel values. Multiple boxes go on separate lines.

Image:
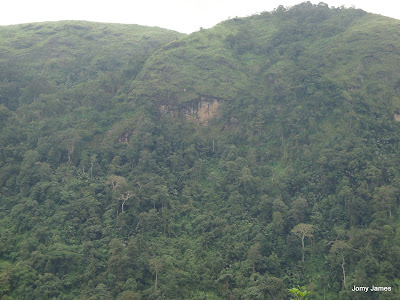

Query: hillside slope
left=134, top=4, right=400, bottom=123
left=0, top=21, right=183, bottom=109
left=1, top=4, right=400, bottom=300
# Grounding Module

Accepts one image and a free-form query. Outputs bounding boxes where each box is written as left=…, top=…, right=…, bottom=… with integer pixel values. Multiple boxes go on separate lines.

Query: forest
left=1, top=2, right=400, bottom=299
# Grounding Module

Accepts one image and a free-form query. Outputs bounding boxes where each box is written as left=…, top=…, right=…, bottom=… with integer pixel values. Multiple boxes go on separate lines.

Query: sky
left=1, top=0, right=400, bottom=34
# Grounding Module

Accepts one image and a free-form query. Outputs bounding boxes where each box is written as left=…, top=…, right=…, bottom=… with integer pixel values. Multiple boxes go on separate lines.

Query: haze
left=2, top=0, right=400, bottom=33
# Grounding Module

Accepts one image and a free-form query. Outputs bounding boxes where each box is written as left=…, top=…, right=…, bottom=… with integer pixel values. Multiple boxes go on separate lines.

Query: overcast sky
left=1, top=0, right=399, bottom=33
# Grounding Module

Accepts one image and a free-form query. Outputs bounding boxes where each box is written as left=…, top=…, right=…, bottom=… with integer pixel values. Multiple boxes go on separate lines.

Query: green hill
left=0, top=21, right=183, bottom=109
left=134, top=4, right=400, bottom=121
left=1, top=3, right=400, bottom=299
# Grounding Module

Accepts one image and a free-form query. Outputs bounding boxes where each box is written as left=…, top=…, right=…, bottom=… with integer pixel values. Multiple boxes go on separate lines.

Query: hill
left=0, top=21, right=183, bottom=110
left=1, top=3, right=400, bottom=299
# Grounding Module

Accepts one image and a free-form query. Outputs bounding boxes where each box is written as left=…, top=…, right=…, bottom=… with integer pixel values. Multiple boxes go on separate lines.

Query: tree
left=108, top=239, right=128, bottom=282
left=105, top=175, right=129, bottom=216
left=106, top=175, right=127, bottom=191
left=291, top=223, right=314, bottom=264
left=149, top=258, right=163, bottom=290
left=19, top=75, right=56, bottom=104
left=58, top=128, right=81, bottom=163
left=260, top=275, right=287, bottom=300
left=329, top=240, right=351, bottom=288
left=373, top=185, right=396, bottom=224
left=90, top=154, right=97, bottom=179
left=118, top=190, right=134, bottom=215
left=248, top=242, right=262, bottom=273
left=290, top=197, right=309, bottom=224
left=288, top=286, right=311, bottom=300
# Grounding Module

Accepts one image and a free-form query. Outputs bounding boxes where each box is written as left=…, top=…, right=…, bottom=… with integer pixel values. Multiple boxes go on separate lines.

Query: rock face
left=185, top=98, right=221, bottom=125
left=160, top=97, right=221, bottom=125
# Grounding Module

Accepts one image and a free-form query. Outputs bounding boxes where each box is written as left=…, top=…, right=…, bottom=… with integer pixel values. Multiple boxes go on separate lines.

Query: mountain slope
left=134, top=4, right=400, bottom=109
left=0, top=21, right=183, bottom=109
left=1, top=4, right=400, bottom=300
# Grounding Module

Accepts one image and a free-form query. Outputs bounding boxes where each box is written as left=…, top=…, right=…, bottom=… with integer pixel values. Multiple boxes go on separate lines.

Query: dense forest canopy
left=1, top=2, right=400, bottom=299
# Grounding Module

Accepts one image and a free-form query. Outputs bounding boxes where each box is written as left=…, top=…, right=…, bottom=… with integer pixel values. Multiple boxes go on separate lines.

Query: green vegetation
left=1, top=2, right=400, bottom=299
left=289, top=286, right=310, bottom=300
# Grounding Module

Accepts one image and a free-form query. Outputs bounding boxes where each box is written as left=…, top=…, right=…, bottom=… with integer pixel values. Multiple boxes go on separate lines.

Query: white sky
left=1, top=0, right=399, bottom=34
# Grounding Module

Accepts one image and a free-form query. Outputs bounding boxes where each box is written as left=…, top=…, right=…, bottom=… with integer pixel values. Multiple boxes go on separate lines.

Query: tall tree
left=291, top=223, right=314, bottom=264
left=329, top=240, right=351, bottom=288
left=149, top=258, right=163, bottom=291
left=58, top=128, right=81, bottom=163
